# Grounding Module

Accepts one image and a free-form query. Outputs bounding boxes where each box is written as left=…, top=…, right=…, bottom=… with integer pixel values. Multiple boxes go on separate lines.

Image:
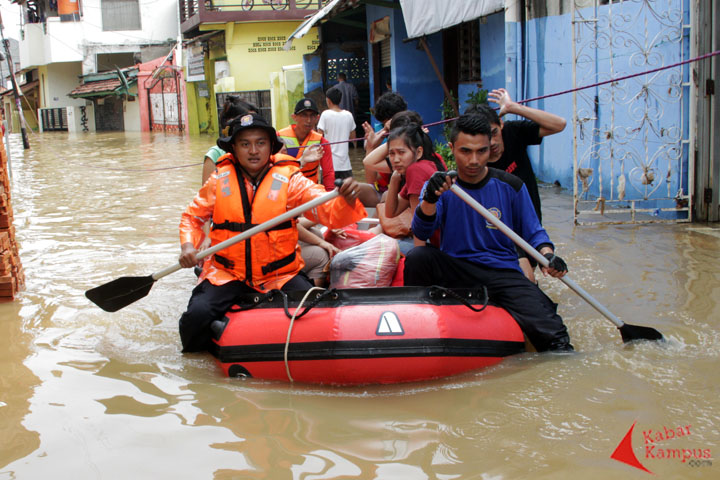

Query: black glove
left=422, top=171, right=449, bottom=204
left=543, top=252, right=568, bottom=273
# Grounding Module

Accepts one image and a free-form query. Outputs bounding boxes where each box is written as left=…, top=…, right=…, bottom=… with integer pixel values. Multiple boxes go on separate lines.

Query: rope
left=421, top=49, right=720, bottom=129
left=284, top=286, right=326, bottom=382
left=63, top=49, right=718, bottom=173
left=519, top=49, right=719, bottom=105
left=226, top=290, right=279, bottom=313
left=279, top=287, right=338, bottom=320
left=88, top=162, right=204, bottom=172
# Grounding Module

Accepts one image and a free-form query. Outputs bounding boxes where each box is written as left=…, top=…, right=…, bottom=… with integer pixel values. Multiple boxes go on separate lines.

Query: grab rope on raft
left=429, top=285, right=489, bottom=313
left=277, top=286, right=489, bottom=382
left=223, top=285, right=490, bottom=382
left=284, top=286, right=326, bottom=382
left=227, top=287, right=338, bottom=319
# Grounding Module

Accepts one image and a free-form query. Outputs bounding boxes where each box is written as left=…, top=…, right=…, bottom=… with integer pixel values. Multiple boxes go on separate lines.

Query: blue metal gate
left=571, top=0, right=692, bottom=224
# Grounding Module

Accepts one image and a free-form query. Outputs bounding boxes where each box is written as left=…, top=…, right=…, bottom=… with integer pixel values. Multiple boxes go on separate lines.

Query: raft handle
left=428, top=286, right=489, bottom=313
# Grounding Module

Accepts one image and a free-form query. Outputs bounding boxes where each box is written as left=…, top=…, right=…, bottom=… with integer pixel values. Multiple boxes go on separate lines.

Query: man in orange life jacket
left=277, top=98, right=336, bottom=191
left=178, top=113, right=366, bottom=352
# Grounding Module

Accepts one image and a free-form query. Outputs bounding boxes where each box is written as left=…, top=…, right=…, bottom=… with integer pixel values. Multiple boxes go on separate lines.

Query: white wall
left=41, top=63, right=87, bottom=108
left=67, top=103, right=96, bottom=133
left=19, top=0, right=179, bottom=69
left=124, top=97, right=141, bottom=132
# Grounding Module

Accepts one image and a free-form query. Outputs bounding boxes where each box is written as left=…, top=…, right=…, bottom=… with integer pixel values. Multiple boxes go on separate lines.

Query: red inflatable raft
left=210, top=286, right=525, bottom=385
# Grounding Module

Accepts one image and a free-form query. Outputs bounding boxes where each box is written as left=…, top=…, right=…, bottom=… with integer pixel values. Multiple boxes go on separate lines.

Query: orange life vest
left=276, top=126, right=323, bottom=183
left=210, top=155, right=303, bottom=290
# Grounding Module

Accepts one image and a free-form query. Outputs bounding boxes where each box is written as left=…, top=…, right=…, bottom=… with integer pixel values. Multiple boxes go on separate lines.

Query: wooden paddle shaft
left=449, top=184, right=625, bottom=329
left=151, top=189, right=341, bottom=281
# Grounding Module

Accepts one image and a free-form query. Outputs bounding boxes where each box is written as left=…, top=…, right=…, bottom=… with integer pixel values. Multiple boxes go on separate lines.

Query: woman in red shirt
left=385, top=124, right=446, bottom=218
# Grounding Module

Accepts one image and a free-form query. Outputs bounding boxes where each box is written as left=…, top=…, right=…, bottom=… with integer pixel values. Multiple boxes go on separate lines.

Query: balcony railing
left=180, top=0, right=325, bottom=34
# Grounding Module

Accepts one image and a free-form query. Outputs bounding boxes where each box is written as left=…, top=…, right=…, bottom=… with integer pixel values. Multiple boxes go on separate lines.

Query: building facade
left=287, top=0, right=717, bottom=223
left=12, top=0, right=179, bottom=132
left=179, top=0, right=325, bottom=135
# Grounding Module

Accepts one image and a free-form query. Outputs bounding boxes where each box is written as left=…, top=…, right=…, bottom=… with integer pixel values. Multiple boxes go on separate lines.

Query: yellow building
left=181, top=3, right=323, bottom=136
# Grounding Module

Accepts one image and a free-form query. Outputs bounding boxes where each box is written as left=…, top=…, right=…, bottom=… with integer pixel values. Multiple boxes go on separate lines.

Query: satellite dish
left=115, top=66, right=130, bottom=96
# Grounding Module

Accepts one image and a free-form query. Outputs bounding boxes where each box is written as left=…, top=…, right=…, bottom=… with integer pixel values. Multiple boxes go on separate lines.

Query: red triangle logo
left=611, top=421, right=653, bottom=474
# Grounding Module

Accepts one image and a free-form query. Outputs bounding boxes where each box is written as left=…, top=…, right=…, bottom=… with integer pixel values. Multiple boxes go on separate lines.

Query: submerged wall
left=0, top=134, right=25, bottom=302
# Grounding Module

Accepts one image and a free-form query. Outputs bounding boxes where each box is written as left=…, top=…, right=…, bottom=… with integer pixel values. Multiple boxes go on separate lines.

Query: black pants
left=404, top=246, right=573, bottom=352
left=179, top=273, right=313, bottom=352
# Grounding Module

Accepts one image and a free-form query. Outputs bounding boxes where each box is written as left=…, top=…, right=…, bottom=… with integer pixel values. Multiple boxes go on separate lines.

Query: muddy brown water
left=1, top=132, right=718, bottom=479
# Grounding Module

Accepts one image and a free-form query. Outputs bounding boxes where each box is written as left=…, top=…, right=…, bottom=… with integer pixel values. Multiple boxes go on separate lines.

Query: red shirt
left=400, top=159, right=439, bottom=199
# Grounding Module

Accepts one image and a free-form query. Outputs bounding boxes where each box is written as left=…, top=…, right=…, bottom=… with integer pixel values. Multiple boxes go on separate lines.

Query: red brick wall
left=0, top=138, right=24, bottom=301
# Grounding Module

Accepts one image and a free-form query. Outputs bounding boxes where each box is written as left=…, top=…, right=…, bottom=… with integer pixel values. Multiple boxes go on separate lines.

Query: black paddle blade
left=619, top=323, right=665, bottom=343
left=85, top=275, right=156, bottom=312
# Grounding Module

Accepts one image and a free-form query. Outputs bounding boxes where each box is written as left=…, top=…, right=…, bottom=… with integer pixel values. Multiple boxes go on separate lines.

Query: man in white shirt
left=317, top=86, right=357, bottom=179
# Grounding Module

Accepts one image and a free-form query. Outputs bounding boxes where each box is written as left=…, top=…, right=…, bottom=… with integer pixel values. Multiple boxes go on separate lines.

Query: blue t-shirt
left=412, top=168, right=552, bottom=273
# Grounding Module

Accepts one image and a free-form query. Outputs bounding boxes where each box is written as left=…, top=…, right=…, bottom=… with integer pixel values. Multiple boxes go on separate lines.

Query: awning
left=68, top=77, right=136, bottom=99
left=0, top=80, right=39, bottom=97
left=399, top=0, right=504, bottom=39
left=182, top=29, right=224, bottom=47
left=283, top=0, right=342, bottom=51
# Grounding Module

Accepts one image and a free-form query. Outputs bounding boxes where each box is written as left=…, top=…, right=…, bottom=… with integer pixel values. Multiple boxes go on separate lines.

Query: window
left=458, top=20, right=481, bottom=82
left=102, top=0, right=142, bottom=31
left=380, top=38, right=391, bottom=68
left=41, top=108, right=69, bottom=132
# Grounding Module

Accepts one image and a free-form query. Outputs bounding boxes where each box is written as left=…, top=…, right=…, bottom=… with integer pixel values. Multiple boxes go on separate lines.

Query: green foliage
left=439, top=91, right=458, bottom=146
left=466, top=89, right=488, bottom=108
left=435, top=87, right=488, bottom=171
left=435, top=140, right=455, bottom=171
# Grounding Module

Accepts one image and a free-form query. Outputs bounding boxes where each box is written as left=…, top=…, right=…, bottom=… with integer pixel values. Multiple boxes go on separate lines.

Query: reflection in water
left=0, top=301, right=40, bottom=466
left=0, top=132, right=719, bottom=478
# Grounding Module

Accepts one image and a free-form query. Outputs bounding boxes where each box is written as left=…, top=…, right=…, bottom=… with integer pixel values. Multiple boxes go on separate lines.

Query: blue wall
left=365, top=3, right=393, bottom=114
left=356, top=1, right=687, bottom=216
left=479, top=12, right=506, bottom=92
left=365, top=3, right=445, bottom=143
left=303, top=53, right=322, bottom=94
left=519, top=0, right=688, bottom=215
left=457, top=12, right=506, bottom=113
left=509, top=12, right=575, bottom=191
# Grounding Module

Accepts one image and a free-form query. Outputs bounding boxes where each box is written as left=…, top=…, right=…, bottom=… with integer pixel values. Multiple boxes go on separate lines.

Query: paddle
left=448, top=182, right=664, bottom=343
left=86, top=187, right=343, bottom=312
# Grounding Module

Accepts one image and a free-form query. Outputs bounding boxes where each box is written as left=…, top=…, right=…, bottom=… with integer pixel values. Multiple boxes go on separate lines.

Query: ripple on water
left=4, top=133, right=720, bottom=478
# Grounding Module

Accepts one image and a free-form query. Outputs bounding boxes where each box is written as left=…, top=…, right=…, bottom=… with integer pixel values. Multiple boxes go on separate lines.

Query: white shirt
left=317, top=109, right=356, bottom=171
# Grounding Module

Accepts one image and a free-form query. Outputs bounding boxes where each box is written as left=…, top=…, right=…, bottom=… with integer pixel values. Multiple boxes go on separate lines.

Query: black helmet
left=217, top=113, right=284, bottom=154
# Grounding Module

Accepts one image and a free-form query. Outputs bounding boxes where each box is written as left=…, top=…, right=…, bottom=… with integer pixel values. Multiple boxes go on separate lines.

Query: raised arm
left=362, top=121, right=387, bottom=154
left=489, top=88, right=566, bottom=137
left=362, top=142, right=391, bottom=174
left=385, top=171, right=410, bottom=217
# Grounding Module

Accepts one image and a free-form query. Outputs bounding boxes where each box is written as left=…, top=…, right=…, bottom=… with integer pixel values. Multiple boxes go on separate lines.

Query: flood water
left=1, top=131, right=718, bottom=479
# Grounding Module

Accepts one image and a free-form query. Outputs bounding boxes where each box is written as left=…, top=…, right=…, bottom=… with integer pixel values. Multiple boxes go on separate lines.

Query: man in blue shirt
left=404, top=113, right=573, bottom=352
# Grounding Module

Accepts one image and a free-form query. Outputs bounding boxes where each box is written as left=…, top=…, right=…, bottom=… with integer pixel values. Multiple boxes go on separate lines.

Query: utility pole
left=0, top=12, right=30, bottom=149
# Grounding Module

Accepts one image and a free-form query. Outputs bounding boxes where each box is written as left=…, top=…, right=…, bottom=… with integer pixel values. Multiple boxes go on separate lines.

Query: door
left=147, top=70, right=184, bottom=132
left=95, top=96, right=124, bottom=131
